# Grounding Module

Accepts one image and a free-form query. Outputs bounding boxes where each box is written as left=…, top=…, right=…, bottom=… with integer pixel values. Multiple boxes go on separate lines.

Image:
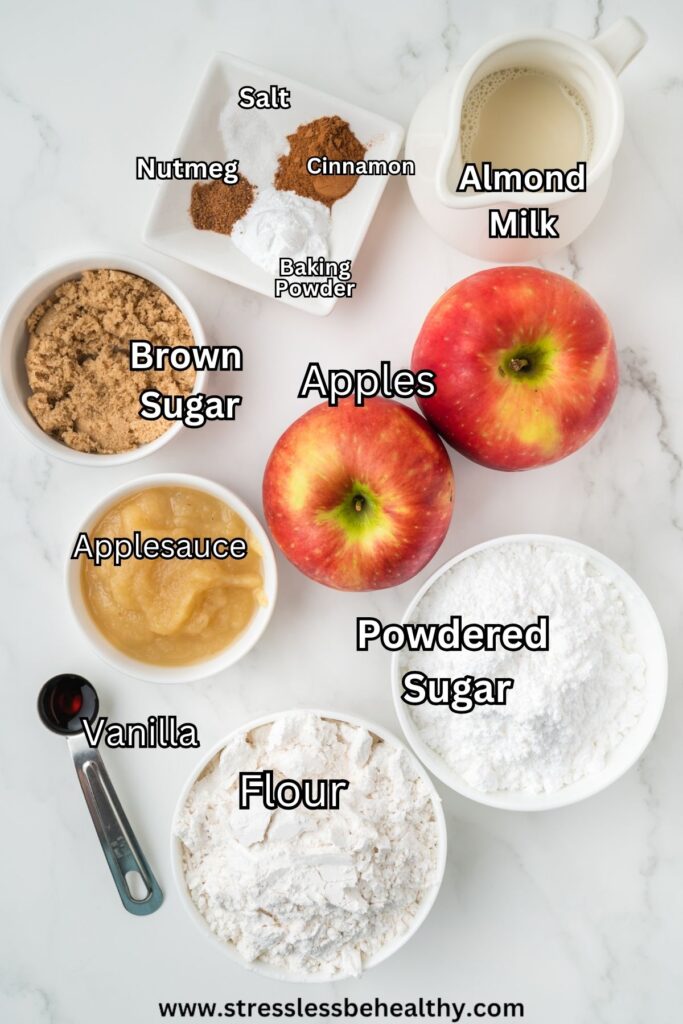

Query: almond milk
left=460, top=67, right=593, bottom=171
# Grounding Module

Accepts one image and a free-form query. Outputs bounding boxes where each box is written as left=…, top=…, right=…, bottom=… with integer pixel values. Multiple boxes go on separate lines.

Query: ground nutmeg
left=190, top=176, right=255, bottom=234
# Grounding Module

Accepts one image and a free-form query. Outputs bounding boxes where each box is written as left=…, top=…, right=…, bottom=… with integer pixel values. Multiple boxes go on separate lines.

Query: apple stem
left=509, top=357, right=530, bottom=373
left=353, top=495, right=366, bottom=513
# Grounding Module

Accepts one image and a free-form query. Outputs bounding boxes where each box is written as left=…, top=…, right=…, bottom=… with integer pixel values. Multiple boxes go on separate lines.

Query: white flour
left=231, top=187, right=330, bottom=275
left=175, top=712, right=440, bottom=978
left=401, top=543, right=646, bottom=794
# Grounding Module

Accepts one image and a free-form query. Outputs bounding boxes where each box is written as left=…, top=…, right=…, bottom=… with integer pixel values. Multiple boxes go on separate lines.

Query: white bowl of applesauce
left=65, top=473, right=277, bottom=682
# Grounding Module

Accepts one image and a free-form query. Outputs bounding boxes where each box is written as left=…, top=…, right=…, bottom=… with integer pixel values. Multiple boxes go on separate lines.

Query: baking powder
left=231, top=187, right=330, bottom=275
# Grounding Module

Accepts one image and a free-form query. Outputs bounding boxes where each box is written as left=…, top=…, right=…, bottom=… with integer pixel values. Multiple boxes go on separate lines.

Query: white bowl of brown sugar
left=0, top=254, right=208, bottom=466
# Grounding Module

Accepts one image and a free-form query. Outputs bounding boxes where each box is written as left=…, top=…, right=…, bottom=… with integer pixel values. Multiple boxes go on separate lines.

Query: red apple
left=411, top=267, right=618, bottom=471
left=263, top=398, right=454, bottom=591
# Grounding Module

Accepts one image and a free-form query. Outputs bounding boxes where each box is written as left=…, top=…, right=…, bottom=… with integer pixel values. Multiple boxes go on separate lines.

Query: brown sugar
left=190, top=177, right=254, bottom=234
left=274, top=116, right=366, bottom=207
left=25, top=269, right=196, bottom=454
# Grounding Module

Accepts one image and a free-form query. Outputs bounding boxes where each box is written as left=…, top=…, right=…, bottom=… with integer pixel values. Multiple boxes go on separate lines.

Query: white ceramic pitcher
left=406, top=18, right=646, bottom=261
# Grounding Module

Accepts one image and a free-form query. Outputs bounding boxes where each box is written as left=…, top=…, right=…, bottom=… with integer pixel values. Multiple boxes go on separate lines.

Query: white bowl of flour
left=171, top=710, right=447, bottom=980
left=392, top=535, right=667, bottom=811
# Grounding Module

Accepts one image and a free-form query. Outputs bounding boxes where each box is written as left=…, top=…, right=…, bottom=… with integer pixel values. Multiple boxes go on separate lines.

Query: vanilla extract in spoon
left=37, top=674, right=163, bottom=915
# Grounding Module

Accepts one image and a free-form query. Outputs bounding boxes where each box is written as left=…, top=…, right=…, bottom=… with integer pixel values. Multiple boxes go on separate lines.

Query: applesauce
left=81, top=486, right=265, bottom=666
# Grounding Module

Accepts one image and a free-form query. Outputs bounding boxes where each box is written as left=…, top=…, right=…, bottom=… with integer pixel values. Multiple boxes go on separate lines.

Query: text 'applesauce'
left=80, top=486, right=265, bottom=666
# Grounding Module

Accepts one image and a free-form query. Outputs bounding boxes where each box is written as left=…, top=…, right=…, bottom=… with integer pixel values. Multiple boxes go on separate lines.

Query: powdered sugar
left=401, top=543, right=646, bottom=794
left=174, top=712, right=441, bottom=978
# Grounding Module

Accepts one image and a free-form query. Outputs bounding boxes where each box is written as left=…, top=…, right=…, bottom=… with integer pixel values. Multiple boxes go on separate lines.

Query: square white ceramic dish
left=144, top=53, right=404, bottom=316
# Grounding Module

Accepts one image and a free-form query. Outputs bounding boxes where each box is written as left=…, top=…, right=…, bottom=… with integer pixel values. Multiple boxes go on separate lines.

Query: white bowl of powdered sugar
left=392, top=535, right=667, bottom=812
left=171, top=710, right=447, bottom=980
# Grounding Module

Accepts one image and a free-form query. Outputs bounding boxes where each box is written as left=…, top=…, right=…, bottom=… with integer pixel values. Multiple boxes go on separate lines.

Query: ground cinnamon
left=190, top=176, right=254, bottom=234
left=274, top=116, right=366, bottom=207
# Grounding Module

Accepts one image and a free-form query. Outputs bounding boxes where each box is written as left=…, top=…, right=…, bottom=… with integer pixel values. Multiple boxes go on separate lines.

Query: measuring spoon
left=37, top=673, right=163, bottom=916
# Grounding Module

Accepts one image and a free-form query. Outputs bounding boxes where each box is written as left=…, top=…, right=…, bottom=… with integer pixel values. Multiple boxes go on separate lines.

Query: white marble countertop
left=1, top=1, right=681, bottom=1022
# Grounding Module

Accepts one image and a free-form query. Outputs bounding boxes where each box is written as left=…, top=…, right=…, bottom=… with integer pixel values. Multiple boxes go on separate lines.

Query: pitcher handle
left=591, top=16, right=647, bottom=76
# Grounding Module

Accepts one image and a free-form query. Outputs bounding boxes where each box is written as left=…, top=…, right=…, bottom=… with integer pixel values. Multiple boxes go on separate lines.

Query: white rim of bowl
left=392, top=533, right=668, bottom=812
left=0, top=252, right=207, bottom=465
left=170, top=708, right=448, bottom=982
left=65, top=472, right=277, bottom=683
